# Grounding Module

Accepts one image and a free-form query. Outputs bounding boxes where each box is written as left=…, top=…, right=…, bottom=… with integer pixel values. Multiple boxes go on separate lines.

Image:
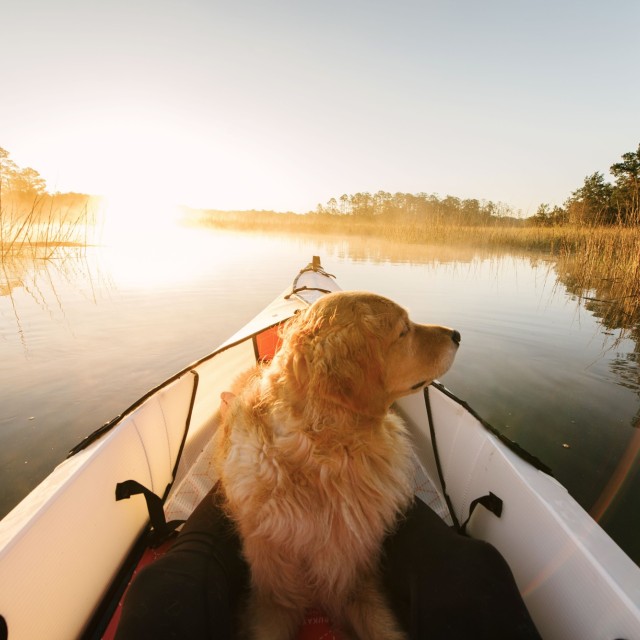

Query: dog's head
left=275, top=291, right=460, bottom=417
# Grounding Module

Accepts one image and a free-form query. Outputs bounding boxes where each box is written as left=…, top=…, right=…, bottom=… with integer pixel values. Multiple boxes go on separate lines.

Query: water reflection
left=287, top=230, right=534, bottom=266
left=1, top=226, right=639, bottom=566
left=610, top=351, right=640, bottom=394
left=554, top=246, right=640, bottom=342
left=1, top=245, right=111, bottom=352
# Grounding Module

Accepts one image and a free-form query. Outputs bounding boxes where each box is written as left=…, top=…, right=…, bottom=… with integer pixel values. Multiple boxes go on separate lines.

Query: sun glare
left=99, top=192, right=184, bottom=249
left=93, top=191, right=202, bottom=289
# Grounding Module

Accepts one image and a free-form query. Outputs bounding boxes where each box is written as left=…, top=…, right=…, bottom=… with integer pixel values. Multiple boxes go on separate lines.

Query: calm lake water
left=1, top=226, right=639, bottom=566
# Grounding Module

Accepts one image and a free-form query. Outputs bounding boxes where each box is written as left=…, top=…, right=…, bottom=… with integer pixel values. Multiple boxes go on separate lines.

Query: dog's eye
left=399, top=323, right=410, bottom=338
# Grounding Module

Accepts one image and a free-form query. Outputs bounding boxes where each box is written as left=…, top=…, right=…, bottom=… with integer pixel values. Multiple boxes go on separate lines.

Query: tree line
left=0, top=147, right=48, bottom=201
left=314, top=191, right=521, bottom=226
left=314, top=143, right=640, bottom=228
left=530, top=143, right=639, bottom=227
left=4, top=141, right=639, bottom=228
left=0, top=146, right=89, bottom=214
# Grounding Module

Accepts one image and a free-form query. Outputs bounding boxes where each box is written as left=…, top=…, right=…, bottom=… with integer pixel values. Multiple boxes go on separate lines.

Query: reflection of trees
left=0, top=268, right=22, bottom=297
left=0, top=246, right=110, bottom=352
left=300, top=230, right=523, bottom=266
left=554, top=250, right=640, bottom=339
left=554, top=248, right=640, bottom=409
left=610, top=351, right=640, bottom=393
left=610, top=347, right=640, bottom=430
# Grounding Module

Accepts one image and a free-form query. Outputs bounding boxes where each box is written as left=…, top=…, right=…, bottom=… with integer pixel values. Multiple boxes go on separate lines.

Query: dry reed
left=0, top=199, right=92, bottom=261
left=193, top=210, right=640, bottom=333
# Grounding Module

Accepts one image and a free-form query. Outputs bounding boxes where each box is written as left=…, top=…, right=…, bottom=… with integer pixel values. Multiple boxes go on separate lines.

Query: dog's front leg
left=338, top=572, right=407, bottom=640
left=243, top=539, right=309, bottom=640
left=245, top=590, right=306, bottom=640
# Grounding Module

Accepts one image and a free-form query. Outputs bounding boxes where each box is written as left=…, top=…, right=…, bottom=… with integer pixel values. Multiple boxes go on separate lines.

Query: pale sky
left=2, top=0, right=639, bottom=215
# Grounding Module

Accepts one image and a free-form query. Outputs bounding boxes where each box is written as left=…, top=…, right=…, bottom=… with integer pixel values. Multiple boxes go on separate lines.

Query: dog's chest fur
left=220, top=400, right=414, bottom=591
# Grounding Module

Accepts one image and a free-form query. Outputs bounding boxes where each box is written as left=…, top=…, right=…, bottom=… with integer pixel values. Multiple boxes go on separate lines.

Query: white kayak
left=0, top=256, right=638, bottom=640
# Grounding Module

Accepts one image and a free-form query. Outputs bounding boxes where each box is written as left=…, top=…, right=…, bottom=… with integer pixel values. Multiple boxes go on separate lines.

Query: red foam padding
left=255, top=324, right=282, bottom=361
left=102, top=539, right=175, bottom=639
left=297, top=608, right=343, bottom=639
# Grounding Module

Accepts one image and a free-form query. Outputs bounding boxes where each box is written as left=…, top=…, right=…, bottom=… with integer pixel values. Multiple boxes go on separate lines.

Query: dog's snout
left=451, top=330, right=461, bottom=346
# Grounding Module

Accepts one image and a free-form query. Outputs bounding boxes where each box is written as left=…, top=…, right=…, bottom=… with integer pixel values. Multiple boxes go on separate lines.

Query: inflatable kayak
left=0, top=256, right=638, bottom=640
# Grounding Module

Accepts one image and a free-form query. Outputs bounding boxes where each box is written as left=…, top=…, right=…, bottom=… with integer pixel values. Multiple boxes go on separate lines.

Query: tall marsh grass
left=193, top=209, right=640, bottom=333
left=0, top=198, right=93, bottom=260
left=555, top=226, right=640, bottom=335
left=192, top=207, right=637, bottom=253
left=191, top=209, right=563, bottom=249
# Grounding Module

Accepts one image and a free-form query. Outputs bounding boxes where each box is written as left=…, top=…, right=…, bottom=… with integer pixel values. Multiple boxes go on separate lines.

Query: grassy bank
left=191, top=208, right=638, bottom=253
left=192, top=209, right=640, bottom=334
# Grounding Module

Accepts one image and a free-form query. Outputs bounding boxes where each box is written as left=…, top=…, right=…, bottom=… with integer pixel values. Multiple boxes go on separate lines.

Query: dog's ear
left=286, top=302, right=390, bottom=417
left=313, top=325, right=388, bottom=416
left=220, top=391, right=236, bottom=418
left=275, top=311, right=311, bottom=389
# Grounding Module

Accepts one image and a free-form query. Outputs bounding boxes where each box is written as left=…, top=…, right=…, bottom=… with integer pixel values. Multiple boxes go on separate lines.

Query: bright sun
left=99, top=191, right=184, bottom=249
left=95, top=190, right=210, bottom=290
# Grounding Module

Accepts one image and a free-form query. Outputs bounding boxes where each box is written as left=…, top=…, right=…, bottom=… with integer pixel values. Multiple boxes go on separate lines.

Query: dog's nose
left=451, top=330, right=461, bottom=346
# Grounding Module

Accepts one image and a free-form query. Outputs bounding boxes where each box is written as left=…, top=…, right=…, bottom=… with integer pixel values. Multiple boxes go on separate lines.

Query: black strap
left=424, top=386, right=461, bottom=530
left=115, top=480, right=185, bottom=546
left=425, top=386, right=503, bottom=535
left=431, top=381, right=553, bottom=476
left=460, top=492, right=503, bottom=535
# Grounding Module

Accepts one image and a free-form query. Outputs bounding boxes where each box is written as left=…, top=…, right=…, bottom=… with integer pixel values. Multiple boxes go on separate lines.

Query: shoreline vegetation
left=189, top=141, right=640, bottom=260
left=1, top=147, right=97, bottom=259
left=189, top=208, right=640, bottom=336
left=186, top=142, right=640, bottom=339
left=186, top=205, right=638, bottom=252
left=0, top=196, right=97, bottom=260
left=2, top=143, right=639, bottom=335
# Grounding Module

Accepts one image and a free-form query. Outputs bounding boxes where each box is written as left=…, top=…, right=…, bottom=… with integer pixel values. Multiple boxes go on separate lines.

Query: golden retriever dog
left=213, top=291, right=460, bottom=639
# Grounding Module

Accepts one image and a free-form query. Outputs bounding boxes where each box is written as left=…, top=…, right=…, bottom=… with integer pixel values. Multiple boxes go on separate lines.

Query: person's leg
left=382, top=498, right=541, bottom=640
left=115, top=486, right=249, bottom=640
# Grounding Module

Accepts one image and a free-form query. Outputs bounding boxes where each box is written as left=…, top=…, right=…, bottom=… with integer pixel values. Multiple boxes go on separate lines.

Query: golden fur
left=213, top=291, right=460, bottom=639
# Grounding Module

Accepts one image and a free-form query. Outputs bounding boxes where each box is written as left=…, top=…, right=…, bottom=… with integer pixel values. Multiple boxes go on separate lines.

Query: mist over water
left=1, top=226, right=638, bottom=565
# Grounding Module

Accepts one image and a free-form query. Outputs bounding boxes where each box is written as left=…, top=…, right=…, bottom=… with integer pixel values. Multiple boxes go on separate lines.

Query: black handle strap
left=460, top=492, right=504, bottom=535
left=116, top=480, right=185, bottom=546
left=425, top=386, right=503, bottom=535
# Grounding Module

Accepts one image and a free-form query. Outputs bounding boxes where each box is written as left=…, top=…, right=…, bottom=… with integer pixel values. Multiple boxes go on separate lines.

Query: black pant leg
left=382, top=498, right=541, bottom=640
left=115, top=486, right=249, bottom=640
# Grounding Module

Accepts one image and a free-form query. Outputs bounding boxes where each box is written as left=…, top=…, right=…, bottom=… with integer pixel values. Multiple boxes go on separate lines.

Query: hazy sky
left=3, top=0, right=639, bottom=215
